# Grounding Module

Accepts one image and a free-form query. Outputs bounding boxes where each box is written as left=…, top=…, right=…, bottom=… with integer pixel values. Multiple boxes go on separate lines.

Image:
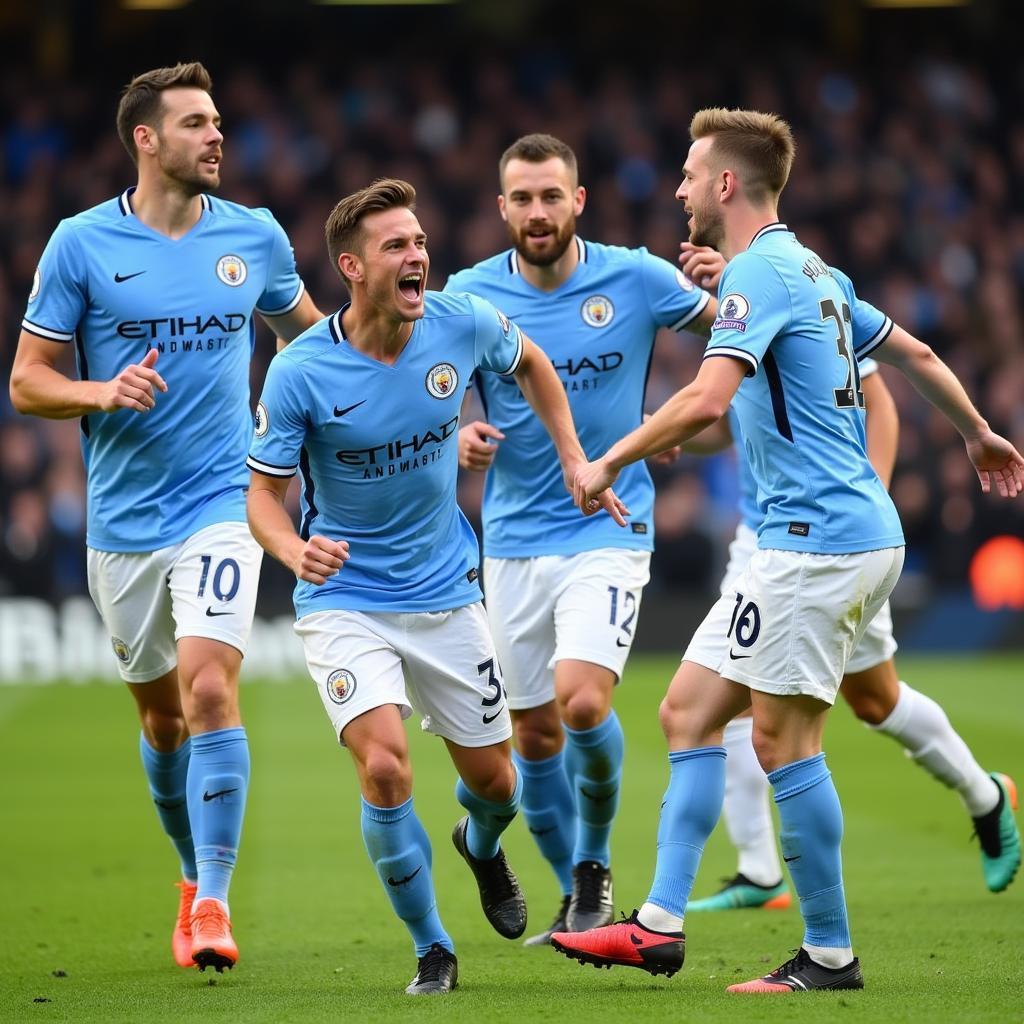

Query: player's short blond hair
left=689, top=108, right=796, bottom=204
left=324, top=178, right=418, bottom=274
left=116, top=62, right=213, bottom=164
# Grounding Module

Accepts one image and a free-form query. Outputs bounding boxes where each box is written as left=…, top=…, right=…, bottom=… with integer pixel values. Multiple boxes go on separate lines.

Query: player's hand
left=293, top=535, right=350, bottom=585
left=98, top=347, right=168, bottom=413
left=458, top=421, right=505, bottom=471
left=572, top=457, right=628, bottom=524
left=965, top=430, right=1024, bottom=497
left=679, top=242, right=726, bottom=291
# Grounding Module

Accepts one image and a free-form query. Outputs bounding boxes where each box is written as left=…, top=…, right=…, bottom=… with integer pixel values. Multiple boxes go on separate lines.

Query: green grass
left=1, top=656, right=1021, bottom=1023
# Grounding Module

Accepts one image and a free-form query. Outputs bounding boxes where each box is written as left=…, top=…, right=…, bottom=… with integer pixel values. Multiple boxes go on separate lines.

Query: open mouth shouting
left=398, top=271, right=424, bottom=303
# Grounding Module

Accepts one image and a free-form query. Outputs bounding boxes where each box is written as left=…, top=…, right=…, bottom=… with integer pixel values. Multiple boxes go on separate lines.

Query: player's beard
left=157, top=139, right=219, bottom=197
left=689, top=185, right=724, bottom=250
left=508, top=215, right=576, bottom=268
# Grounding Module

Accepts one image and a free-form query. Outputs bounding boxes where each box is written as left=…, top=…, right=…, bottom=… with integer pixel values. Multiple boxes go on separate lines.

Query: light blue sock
left=565, top=711, right=625, bottom=866
left=769, top=753, right=851, bottom=949
left=647, top=746, right=727, bottom=916
left=186, top=726, right=249, bottom=907
left=455, top=768, right=523, bottom=860
left=512, top=749, right=575, bottom=895
left=140, top=734, right=196, bottom=882
left=361, top=797, right=453, bottom=956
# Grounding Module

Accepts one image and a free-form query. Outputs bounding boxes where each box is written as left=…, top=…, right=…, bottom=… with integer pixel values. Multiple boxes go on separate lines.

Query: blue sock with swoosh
left=646, top=746, right=727, bottom=916
left=187, top=726, right=249, bottom=909
left=455, top=768, right=523, bottom=860
left=140, top=734, right=196, bottom=882
left=769, top=752, right=851, bottom=950
left=512, top=749, right=575, bottom=895
left=565, top=711, right=625, bottom=866
left=362, top=797, right=452, bottom=956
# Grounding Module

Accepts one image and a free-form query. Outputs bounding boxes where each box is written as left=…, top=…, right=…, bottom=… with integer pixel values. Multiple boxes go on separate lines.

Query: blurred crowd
left=2, top=40, right=1023, bottom=609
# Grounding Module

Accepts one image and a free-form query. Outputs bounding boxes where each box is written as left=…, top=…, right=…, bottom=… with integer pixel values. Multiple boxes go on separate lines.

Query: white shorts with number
left=483, top=548, right=651, bottom=711
left=295, top=602, right=512, bottom=748
left=87, top=521, right=264, bottom=683
left=687, top=523, right=899, bottom=679
left=685, top=544, right=905, bottom=704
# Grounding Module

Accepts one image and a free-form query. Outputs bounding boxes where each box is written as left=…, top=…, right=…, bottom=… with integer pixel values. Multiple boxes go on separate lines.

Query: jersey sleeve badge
left=713, top=293, right=751, bottom=332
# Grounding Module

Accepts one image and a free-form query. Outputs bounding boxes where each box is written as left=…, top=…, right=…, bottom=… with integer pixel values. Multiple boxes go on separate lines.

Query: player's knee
left=559, top=687, right=609, bottom=731
left=141, top=707, right=188, bottom=750
left=750, top=724, right=784, bottom=773
left=186, top=665, right=237, bottom=725
left=466, top=758, right=517, bottom=804
left=658, top=693, right=695, bottom=746
left=513, top=717, right=561, bottom=760
left=360, top=749, right=412, bottom=804
left=841, top=687, right=891, bottom=725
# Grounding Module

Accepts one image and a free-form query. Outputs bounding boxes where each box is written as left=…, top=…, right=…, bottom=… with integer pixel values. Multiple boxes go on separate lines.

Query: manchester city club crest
left=254, top=401, right=269, bottom=437
left=326, top=669, right=357, bottom=705
left=111, top=637, right=131, bottom=663
left=425, top=362, right=459, bottom=399
left=581, top=294, right=614, bottom=328
left=216, top=254, right=248, bottom=286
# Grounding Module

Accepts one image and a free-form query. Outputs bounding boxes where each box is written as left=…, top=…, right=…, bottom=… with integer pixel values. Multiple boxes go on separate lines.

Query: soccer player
left=245, top=178, right=625, bottom=996
left=10, top=63, right=322, bottom=972
left=445, top=134, right=717, bottom=944
left=554, top=108, right=1024, bottom=993
left=677, top=245, right=1020, bottom=910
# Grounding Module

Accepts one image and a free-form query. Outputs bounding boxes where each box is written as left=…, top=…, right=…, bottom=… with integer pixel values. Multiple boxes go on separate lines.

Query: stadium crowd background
left=0, top=0, right=1022, bottom=638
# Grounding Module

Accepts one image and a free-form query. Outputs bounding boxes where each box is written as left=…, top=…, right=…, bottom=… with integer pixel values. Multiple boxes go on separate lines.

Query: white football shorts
left=687, top=522, right=899, bottom=679
left=87, top=521, right=264, bottom=683
left=294, top=601, right=512, bottom=748
left=685, top=544, right=905, bottom=704
left=483, top=548, right=651, bottom=711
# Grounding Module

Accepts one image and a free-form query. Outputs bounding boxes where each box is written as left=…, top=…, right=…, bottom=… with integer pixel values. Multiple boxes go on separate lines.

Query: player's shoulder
left=274, top=312, right=337, bottom=369
left=422, top=289, right=487, bottom=320
left=446, top=250, right=513, bottom=290
left=205, top=196, right=283, bottom=234
left=580, top=239, right=648, bottom=272
left=57, top=195, right=127, bottom=236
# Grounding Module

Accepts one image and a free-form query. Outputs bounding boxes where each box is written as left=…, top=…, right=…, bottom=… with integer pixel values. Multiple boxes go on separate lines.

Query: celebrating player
left=10, top=62, right=322, bottom=972
left=245, top=178, right=625, bottom=995
left=553, top=108, right=1024, bottom=993
left=676, top=246, right=1020, bottom=911
left=446, top=133, right=717, bottom=944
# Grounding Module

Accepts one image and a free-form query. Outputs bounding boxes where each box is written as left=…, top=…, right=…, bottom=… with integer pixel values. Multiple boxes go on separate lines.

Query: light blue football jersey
left=247, top=291, right=525, bottom=617
left=733, top=358, right=881, bottom=532
left=446, top=238, right=710, bottom=557
left=22, top=187, right=304, bottom=552
left=706, top=224, right=904, bottom=553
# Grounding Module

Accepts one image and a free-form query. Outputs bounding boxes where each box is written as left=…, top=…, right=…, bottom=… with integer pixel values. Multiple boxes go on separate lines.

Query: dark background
left=1, top=0, right=1022, bottom=648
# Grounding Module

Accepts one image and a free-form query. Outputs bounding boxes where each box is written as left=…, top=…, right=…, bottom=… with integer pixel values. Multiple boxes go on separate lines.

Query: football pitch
left=1, top=655, right=1020, bottom=1023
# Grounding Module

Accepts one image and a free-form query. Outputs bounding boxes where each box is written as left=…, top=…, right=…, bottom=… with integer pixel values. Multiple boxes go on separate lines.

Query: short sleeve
left=255, top=214, right=305, bottom=317
left=246, top=355, right=309, bottom=478
left=21, top=221, right=88, bottom=342
left=470, top=294, right=524, bottom=376
left=638, top=248, right=710, bottom=331
left=831, top=266, right=893, bottom=358
left=704, top=253, right=791, bottom=377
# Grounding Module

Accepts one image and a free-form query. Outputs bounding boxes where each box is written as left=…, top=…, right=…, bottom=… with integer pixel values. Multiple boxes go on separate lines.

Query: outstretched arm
left=872, top=325, right=1023, bottom=496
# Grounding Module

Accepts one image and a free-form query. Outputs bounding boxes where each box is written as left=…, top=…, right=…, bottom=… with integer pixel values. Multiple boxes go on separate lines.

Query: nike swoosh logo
left=114, top=271, right=146, bottom=283
left=333, top=400, right=366, bottom=418
left=728, top=651, right=751, bottom=660
left=580, top=786, right=614, bottom=803
left=153, top=799, right=185, bottom=810
left=203, top=788, right=238, bottom=802
left=615, top=638, right=630, bottom=648
left=629, top=933, right=644, bottom=946
left=529, top=826, right=556, bottom=836
left=783, top=854, right=801, bottom=863
left=482, top=708, right=505, bottom=724
left=206, top=607, right=232, bottom=617
left=387, top=866, right=422, bottom=887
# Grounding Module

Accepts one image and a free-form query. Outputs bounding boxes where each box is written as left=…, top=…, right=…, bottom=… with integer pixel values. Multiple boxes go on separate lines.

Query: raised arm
left=871, top=325, right=1023, bottom=496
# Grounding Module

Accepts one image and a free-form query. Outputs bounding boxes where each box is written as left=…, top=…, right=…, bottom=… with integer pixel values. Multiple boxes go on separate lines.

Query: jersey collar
left=748, top=222, right=788, bottom=247
left=328, top=303, right=352, bottom=344
left=507, top=235, right=586, bottom=275
left=117, top=186, right=211, bottom=217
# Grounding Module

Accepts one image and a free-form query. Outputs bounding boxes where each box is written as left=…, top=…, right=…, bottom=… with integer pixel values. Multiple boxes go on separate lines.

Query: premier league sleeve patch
left=713, top=293, right=751, bottom=333
left=675, top=269, right=695, bottom=292
left=496, top=309, right=512, bottom=336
